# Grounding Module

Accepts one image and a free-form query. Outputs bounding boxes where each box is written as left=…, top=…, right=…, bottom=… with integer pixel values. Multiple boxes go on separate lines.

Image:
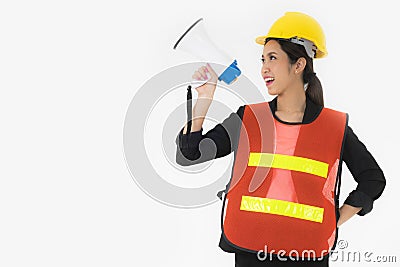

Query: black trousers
left=235, top=252, right=329, bottom=267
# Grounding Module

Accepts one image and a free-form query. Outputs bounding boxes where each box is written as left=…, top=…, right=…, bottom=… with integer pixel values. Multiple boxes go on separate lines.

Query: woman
left=176, top=12, right=385, bottom=266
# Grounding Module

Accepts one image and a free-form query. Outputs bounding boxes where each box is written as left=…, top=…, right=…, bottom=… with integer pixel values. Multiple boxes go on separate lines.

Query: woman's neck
left=276, top=88, right=306, bottom=113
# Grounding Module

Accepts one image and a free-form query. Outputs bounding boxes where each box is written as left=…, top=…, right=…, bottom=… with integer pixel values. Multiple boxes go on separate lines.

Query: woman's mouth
left=264, top=77, right=275, bottom=86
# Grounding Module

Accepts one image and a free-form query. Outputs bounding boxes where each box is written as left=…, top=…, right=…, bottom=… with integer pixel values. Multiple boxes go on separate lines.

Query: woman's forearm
left=183, top=64, right=218, bottom=134
left=183, top=96, right=213, bottom=134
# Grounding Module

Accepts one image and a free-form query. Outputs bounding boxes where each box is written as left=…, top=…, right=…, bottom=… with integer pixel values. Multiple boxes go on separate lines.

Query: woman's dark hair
left=264, top=38, right=324, bottom=106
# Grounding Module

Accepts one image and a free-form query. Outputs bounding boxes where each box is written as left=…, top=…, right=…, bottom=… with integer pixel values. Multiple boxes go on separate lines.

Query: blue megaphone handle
left=218, top=60, right=241, bottom=85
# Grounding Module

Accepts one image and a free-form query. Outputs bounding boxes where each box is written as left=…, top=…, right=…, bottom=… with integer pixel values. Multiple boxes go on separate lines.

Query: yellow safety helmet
left=255, top=12, right=327, bottom=58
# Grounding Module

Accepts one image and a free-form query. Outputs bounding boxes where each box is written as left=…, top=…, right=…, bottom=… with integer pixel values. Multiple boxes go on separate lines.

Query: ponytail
left=304, top=72, right=324, bottom=107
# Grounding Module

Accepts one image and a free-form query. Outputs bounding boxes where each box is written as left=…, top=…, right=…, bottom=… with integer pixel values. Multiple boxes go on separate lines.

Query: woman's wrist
left=337, top=204, right=362, bottom=227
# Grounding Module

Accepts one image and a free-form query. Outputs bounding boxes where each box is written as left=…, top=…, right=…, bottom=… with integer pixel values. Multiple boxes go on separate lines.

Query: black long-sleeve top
left=175, top=95, right=386, bottom=254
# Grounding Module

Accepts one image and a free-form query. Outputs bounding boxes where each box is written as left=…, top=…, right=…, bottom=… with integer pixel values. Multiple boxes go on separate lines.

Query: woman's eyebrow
left=262, top=52, right=278, bottom=57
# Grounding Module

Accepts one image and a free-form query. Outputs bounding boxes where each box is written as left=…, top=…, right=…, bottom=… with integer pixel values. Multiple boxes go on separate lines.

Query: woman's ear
left=295, top=57, right=307, bottom=73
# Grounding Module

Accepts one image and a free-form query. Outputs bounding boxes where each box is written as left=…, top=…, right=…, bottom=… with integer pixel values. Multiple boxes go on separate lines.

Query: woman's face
left=260, top=40, right=296, bottom=95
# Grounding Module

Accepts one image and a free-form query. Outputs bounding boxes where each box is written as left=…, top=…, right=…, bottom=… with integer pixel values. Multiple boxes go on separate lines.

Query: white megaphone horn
left=173, top=18, right=241, bottom=88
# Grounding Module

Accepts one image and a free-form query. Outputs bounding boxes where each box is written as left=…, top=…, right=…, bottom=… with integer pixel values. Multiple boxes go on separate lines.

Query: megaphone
left=173, top=18, right=242, bottom=135
left=173, top=18, right=241, bottom=88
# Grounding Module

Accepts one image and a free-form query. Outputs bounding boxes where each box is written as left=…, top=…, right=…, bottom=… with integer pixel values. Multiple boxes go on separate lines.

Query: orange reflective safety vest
left=221, top=102, right=348, bottom=258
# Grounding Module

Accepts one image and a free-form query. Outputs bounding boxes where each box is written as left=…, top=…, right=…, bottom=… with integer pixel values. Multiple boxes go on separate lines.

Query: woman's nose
left=262, top=65, right=270, bottom=74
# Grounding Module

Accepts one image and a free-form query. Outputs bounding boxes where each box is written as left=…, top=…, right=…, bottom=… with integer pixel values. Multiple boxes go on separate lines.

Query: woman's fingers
left=192, top=67, right=209, bottom=81
left=198, top=66, right=208, bottom=80
left=192, top=71, right=205, bottom=80
left=191, top=71, right=200, bottom=80
left=205, top=63, right=218, bottom=80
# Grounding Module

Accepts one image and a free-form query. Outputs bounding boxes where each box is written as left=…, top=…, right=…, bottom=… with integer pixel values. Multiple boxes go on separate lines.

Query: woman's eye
left=261, top=56, right=276, bottom=63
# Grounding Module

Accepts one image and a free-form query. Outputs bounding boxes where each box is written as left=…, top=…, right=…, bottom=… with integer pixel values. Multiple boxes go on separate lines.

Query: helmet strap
left=289, top=37, right=317, bottom=58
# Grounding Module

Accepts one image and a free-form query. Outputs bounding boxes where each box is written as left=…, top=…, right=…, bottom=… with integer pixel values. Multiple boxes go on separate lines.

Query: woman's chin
left=267, top=87, right=278, bottom=95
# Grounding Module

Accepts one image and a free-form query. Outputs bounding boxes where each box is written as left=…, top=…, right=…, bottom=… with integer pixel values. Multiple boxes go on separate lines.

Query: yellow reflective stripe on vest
left=248, top=152, right=329, bottom=178
left=240, top=195, right=324, bottom=223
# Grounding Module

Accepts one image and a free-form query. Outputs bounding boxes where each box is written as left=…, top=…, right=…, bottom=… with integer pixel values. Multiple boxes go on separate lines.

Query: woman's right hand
left=192, top=63, right=218, bottom=98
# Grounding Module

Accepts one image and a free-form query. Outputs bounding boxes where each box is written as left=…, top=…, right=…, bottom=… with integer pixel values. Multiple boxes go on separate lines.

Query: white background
left=1, top=0, right=399, bottom=266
